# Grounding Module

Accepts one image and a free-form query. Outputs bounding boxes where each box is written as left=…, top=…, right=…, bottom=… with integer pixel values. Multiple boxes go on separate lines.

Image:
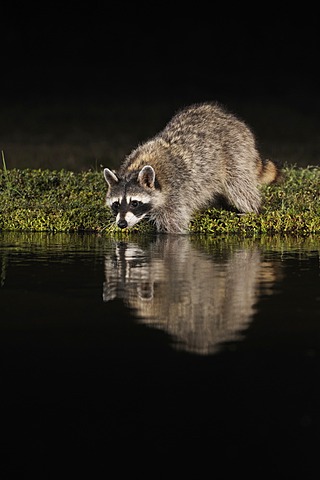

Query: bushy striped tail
left=260, top=159, right=283, bottom=185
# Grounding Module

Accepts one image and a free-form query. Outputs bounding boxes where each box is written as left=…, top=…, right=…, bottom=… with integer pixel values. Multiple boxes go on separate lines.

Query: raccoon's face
left=104, top=166, right=156, bottom=229
left=108, top=192, right=152, bottom=229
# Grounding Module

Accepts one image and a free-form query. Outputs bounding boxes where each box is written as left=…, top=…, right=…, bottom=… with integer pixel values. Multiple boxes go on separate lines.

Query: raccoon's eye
left=131, top=200, right=143, bottom=209
left=111, top=201, right=120, bottom=212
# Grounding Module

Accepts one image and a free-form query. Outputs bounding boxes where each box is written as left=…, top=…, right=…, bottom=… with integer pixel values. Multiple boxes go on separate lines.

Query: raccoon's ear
left=138, top=165, right=156, bottom=189
left=104, top=168, right=119, bottom=187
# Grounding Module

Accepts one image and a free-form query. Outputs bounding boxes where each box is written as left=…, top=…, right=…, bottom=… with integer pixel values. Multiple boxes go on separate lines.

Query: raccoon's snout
left=118, top=219, right=128, bottom=229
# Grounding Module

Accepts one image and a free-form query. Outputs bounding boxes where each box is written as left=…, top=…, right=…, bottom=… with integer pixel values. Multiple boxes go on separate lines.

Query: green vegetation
left=190, top=165, right=320, bottom=236
left=0, top=164, right=319, bottom=236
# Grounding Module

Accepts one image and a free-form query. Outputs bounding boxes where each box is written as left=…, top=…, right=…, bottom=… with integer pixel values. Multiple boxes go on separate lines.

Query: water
left=1, top=232, right=320, bottom=478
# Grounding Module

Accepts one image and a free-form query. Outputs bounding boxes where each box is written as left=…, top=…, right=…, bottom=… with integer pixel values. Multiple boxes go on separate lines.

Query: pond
left=1, top=232, right=320, bottom=477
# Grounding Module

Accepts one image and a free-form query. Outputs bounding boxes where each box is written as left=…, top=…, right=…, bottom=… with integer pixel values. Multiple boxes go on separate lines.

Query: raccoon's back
left=120, top=102, right=261, bottom=198
left=121, top=102, right=257, bottom=176
left=160, top=102, right=255, bottom=151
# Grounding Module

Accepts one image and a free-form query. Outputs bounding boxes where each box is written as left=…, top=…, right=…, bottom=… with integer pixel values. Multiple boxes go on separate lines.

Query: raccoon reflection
left=103, top=237, right=277, bottom=355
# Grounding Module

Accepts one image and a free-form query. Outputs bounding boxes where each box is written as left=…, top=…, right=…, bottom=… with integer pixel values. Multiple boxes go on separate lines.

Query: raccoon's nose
left=118, top=219, right=128, bottom=229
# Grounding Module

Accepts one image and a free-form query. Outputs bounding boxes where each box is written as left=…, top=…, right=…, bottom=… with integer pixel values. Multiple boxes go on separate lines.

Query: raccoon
left=104, top=102, right=281, bottom=234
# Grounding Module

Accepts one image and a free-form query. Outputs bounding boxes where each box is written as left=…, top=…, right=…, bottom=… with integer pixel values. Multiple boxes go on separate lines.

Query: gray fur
left=104, top=102, right=281, bottom=233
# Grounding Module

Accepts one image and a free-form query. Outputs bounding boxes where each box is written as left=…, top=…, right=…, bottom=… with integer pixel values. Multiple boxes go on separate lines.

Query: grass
left=1, top=150, right=23, bottom=197
left=0, top=164, right=319, bottom=235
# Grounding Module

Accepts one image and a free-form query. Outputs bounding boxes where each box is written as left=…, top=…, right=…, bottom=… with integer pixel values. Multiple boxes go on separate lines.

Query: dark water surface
left=1, top=232, right=320, bottom=478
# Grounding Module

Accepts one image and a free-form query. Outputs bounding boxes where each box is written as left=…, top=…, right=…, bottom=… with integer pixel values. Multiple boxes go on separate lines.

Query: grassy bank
left=0, top=165, right=319, bottom=235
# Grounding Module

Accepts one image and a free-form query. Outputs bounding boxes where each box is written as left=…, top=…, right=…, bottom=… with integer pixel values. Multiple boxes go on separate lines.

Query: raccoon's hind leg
left=223, top=178, right=262, bottom=214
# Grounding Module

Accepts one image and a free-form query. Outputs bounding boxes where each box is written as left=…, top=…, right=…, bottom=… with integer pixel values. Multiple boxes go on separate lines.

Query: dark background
left=1, top=3, right=319, bottom=170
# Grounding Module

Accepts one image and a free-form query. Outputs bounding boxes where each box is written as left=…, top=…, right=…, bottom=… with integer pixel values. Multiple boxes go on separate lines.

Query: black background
left=0, top=4, right=319, bottom=171
left=1, top=3, right=318, bottom=104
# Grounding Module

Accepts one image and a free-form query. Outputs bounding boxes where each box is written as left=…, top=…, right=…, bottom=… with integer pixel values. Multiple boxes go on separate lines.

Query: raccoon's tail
left=259, top=159, right=283, bottom=185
